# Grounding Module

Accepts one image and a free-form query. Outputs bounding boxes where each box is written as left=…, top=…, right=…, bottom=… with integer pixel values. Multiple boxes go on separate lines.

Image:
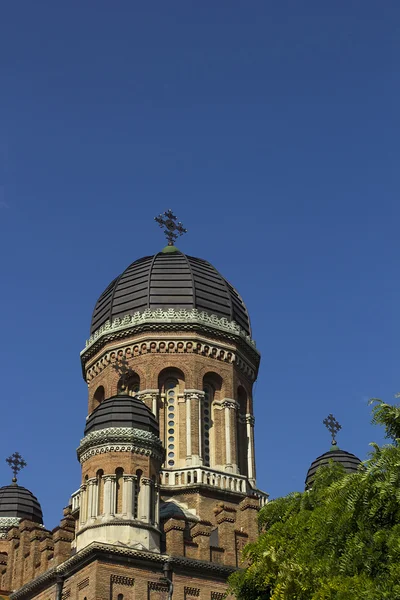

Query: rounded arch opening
left=93, top=385, right=105, bottom=408
left=237, top=386, right=248, bottom=476
left=158, top=368, right=185, bottom=466
left=117, top=372, right=140, bottom=396
left=202, top=373, right=223, bottom=468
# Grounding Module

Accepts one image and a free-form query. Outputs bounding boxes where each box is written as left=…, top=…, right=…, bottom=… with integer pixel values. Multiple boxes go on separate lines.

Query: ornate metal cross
left=112, top=356, right=133, bottom=390
left=154, top=209, right=187, bottom=246
left=6, top=452, right=27, bottom=482
left=323, top=414, right=342, bottom=444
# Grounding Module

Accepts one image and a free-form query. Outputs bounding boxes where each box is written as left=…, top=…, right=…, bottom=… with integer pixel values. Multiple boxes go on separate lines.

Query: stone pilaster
left=246, top=414, right=256, bottom=484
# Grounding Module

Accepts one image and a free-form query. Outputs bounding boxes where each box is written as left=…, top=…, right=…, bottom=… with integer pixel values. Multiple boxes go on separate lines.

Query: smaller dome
left=0, top=483, right=43, bottom=524
left=84, top=394, right=159, bottom=437
left=305, top=445, right=361, bottom=489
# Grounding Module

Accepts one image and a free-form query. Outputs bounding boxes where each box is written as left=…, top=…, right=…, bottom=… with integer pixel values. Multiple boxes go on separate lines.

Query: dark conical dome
left=305, top=446, right=361, bottom=489
left=0, top=483, right=43, bottom=524
left=90, top=249, right=251, bottom=336
left=84, top=394, right=159, bottom=437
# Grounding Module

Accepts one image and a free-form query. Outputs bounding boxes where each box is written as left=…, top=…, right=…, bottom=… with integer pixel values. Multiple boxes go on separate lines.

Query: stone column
left=246, top=414, right=256, bottom=484
left=185, top=390, right=205, bottom=466
left=87, top=478, right=98, bottom=519
left=223, top=400, right=238, bottom=473
left=103, top=475, right=116, bottom=517
left=79, top=484, right=87, bottom=525
left=122, top=475, right=135, bottom=518
left=139, top=477, right=152, bottom=522
left=185, top=392, right=192, bottom=465
left=138, top=389, right=159, bottom=417
left=154, top=483, right=160, bottom=528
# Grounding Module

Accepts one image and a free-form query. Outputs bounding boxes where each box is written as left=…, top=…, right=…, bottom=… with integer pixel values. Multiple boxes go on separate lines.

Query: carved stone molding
left=111, top=574, right=134, bottom=586
left=184, top=586, right=200, bottom=596
left=77, top=427, right=164, bottom=463
left=83, top=329, right=258, bottom=382
left=148, top=581, right=168, bottom=592
left=83, top=308, right=257, bottom=351
left=0, top=516, right=20, bottom=538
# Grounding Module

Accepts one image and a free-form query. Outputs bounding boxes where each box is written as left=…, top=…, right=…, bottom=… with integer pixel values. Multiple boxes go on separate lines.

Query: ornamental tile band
left=83, top=309, right=257, bottom=353
left=77, top=427, right=165, bottom=463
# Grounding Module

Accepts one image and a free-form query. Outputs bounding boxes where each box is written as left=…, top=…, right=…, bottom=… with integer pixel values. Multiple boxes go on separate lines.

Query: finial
left=323, top=414, right=342, bottom=446
left=154, top=209, right=187, bottom=246
left=6, top=452, right=27, bottom=483
left=112, top=356, right=133, bottom=393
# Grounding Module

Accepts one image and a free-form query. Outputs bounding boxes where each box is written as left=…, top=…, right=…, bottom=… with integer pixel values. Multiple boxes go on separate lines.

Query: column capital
left=222, top=399, right=238, bottom=410
left=122, top=475, right=137, bottom=482
left=141, top=477, right=153, bottom=486
left=245, top=415, right=255, bottom=425
left=103, top=475, right=116, bottom=482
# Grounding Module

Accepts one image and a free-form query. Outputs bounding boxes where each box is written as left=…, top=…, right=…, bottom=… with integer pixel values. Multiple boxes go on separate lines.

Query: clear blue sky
left=1, top=2, right=399, bottom=528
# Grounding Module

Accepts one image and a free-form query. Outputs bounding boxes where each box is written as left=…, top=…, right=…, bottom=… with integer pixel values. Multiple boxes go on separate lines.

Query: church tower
left=3, top=212, right=267, bottom=600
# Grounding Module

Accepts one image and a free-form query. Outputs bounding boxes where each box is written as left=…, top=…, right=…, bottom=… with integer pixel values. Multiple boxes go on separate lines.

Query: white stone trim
left=83, top=308, right=257, bottom=353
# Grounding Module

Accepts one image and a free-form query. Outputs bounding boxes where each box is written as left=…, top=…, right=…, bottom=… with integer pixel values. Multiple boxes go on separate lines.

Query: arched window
left=115, top=468, right=124, bottom=514
left=202, top=384, right=213, bottom=467
left=96, top=469, right=104, bottom=515
left=93, top=385, right=105, bottom=406
left=117, top=594, right=124, bottom=600
left=237, top=386, right=248, bottom=476
left=202, top=373, right=222, bottom=468
left=164, top=378, right=178, bottom=467
left=118, top=373, right=140, bottom=396
left=134, top=469, right=142, bottom=518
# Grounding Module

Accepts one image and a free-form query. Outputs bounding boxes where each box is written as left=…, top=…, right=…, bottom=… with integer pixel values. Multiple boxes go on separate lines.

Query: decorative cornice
left=0, top=516, right=20, bottom=538
left=84, top=335, right=258, bottom=383
left=111, top=574, right=134, bottom=586
left=77, top=427, right=164, bottom=463
left=84, top=309, right=257, bottom=351
left=10, top=542, right=235, bottom=600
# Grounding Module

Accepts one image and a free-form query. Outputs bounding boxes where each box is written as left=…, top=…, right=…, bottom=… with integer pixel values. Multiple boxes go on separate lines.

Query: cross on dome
left=154, top=209, right=187, bottom=246
left=323, top=414, right=342, bottom=445
left=6, top=452, right=27, bottom=483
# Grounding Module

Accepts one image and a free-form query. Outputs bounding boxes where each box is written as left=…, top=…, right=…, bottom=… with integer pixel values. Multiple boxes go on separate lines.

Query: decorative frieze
left=110, top=574, right=134, bottom=586
left=83, top=308, right=257, bottom=351
left=83, top=331, right=258, bottom=382
left=77, top=427, right=164, bottom=464
left=184, top=586, right=200, bottom=596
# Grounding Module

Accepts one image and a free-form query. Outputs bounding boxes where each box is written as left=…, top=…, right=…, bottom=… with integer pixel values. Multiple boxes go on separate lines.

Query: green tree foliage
left=229, top=399, right=400, bottom=600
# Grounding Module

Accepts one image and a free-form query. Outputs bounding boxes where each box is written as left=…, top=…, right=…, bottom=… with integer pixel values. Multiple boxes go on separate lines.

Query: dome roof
left=305, top=446, right=361, bottom=489
left=84, top=394, right=159, bottom=437
left=90, top=249, right=251, bottom=336
left=0, top=483, right=43, bottom=524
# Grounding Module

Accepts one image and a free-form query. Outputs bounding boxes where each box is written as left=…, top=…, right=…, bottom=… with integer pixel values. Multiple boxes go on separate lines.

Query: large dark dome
left=305, top=446, right=361, bottom=489
left=0, top=484, right=43, bottom=524
left=90, top=249, right=251, bottom=336
left=84, top=394, right=159, bottom=437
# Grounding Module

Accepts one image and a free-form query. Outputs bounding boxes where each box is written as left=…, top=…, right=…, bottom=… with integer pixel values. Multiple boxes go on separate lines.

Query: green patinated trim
left=161, top=245, right=179, bottom=253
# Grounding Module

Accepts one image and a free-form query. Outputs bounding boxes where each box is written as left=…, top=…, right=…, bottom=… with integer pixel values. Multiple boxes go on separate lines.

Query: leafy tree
left=229, top=399, right=400, bottom=600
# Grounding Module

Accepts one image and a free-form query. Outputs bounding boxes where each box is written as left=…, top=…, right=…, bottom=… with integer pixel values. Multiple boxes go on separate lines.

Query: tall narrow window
left=134, top=469, right=142, bottom=518
left=115, top=468, right=124, bottom=514
left=96, top=469, right=104, bottom=515
left=118, top=373, right=140, bottom=396
left=237, top=387, right=248, bottom=476
left=203, top=385, right=213, bottom=467
left=165, top=379, right=178, bottom=467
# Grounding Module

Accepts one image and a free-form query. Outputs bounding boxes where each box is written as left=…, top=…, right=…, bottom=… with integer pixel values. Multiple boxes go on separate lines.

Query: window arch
left=202, top=373, right=222, bottom=468
left=237, top=386, right=248, bottom=476
left=158, top=368, right=185, bottom=467
left=93, top=385, right=105, bottom=406
left=96, top=469, right=104, bottom=515
left=134, top=469, right=142, bottom=518
left=115, top=468, right=124, bottom=514
left=118, top=373, right=140, bottom=396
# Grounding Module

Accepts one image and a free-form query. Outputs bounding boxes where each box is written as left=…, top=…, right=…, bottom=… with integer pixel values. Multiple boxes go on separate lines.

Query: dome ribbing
left=305, top=447, right=361, bottom=489
left=90, top=250, right=251, bottom=336
left=84, top=394, right=159, bottom=437
left=0, top=484, right=43, bottom=524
